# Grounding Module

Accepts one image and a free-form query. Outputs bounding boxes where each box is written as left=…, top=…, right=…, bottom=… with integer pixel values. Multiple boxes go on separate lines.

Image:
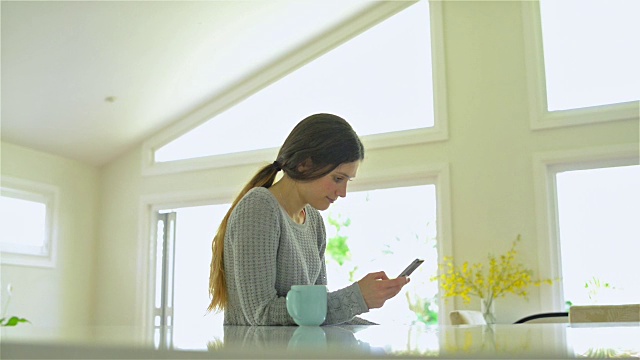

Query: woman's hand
left=357, top=271, right=410, bottom=309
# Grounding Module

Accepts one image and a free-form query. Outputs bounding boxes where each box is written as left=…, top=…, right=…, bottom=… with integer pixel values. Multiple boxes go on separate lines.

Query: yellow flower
left=431, top=235, right=554, bottom=304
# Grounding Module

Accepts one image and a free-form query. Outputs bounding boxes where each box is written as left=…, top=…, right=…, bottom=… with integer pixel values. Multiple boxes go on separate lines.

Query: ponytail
left=207, top=163, right=280, bottom=313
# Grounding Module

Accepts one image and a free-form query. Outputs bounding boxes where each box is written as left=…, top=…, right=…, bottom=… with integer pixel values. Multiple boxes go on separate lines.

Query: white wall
left=0, top=141, right=99, bottom=327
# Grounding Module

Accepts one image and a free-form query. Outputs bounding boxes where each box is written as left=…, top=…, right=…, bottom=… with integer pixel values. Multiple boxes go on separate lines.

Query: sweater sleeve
left=324, top=283, right=371, bottom=324
left=317, top=255, right=371, bottom=324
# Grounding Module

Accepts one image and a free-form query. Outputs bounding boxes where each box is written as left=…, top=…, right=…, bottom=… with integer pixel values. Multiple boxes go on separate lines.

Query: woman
left=208, top=113, right=409, bottom=325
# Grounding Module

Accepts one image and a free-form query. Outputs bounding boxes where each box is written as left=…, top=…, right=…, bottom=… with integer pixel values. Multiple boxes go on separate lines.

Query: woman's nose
left=337, top=183, right=348, bottom=198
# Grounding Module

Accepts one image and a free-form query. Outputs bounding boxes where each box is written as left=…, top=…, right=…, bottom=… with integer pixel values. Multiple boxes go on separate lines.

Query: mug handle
left=286, top=289, right=299, bottom=320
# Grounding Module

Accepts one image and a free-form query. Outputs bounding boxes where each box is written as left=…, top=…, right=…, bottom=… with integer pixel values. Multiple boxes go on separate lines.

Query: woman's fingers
left=358, top=273, right=410, bottom=309
left=366, top=271, right=390, bottom=281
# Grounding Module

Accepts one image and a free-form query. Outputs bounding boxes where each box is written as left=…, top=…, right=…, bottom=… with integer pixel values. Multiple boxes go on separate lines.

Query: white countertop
left=2, top=322, right=638, bottom=358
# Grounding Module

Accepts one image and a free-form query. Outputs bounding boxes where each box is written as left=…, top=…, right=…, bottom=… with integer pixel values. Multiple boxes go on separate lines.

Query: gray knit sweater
left=223, top=187, right=372, bottom=325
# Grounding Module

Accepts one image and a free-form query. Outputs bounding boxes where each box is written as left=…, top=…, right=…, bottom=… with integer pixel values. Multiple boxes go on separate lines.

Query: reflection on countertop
left=214, top=324, right=385, bottom=357
left=2, top=322, right=638, bottom=358
left=207, top=322, right=639, bottom=358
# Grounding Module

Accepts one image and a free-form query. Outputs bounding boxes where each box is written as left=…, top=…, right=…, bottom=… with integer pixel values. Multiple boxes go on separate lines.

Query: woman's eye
left=334, top=177, right=344, bottom=183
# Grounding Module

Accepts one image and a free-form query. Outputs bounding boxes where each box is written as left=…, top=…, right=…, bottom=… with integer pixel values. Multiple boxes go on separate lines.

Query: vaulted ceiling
left=1, top=1, right=377, bottom=166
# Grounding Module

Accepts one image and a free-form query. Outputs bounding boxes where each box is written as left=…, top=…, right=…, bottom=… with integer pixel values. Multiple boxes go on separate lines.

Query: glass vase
left=481, top=297, right=496, bottom=324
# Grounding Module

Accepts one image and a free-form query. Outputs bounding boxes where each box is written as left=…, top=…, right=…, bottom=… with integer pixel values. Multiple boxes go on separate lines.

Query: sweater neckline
left=261, top=187, right=309, bottom=228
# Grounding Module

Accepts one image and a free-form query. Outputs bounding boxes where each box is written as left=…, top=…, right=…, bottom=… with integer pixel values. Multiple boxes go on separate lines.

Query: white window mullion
left=153, top=211, right=177, bottom=349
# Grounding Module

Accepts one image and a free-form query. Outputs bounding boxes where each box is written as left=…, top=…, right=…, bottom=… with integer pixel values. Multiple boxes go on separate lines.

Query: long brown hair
left=207, top=113, right=364, bottom=312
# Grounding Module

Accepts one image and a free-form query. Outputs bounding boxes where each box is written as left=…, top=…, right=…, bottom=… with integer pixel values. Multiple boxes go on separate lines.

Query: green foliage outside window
left=585, top=276, right=616, bottom=302
left=565, top=276, right=619, bottom=308
left=406, top=293, right=439, bottom=325
left=325, top=213, right=439, bottom=325
left=326, top=214, right=352, bottom=266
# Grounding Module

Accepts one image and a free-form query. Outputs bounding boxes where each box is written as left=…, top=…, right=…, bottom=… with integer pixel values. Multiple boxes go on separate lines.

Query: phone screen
left=398, top=258, right=424, bottom=277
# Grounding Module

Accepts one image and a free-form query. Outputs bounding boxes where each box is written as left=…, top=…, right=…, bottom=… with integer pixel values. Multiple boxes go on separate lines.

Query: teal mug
left=286, top=285, right=327, bottom=326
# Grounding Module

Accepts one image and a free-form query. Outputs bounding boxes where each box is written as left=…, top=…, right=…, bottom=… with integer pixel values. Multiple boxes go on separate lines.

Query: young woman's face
left=300, top=161, right=360, bottom=211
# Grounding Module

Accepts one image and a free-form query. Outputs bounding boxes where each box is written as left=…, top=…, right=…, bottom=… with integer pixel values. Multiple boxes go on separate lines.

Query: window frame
left=320, top=176, right=446, bottom=325
left=521, top=1, right=640, bottom=130
left=141, top=1, right=448, bottom=176
left=0, top=176, right=59, bottom=268
left=136, top=160, right=452, bottom=333
left=532, top=144, right=639, bottom=310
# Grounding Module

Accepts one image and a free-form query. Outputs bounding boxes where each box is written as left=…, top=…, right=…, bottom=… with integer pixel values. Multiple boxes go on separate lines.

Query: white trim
left=521, top=1, right=640, bottom=131
left=134, top=200, right=156, bottom=338
left=532, top=144, right=639, bottom=311
left=141, top=148, right=280, bottom=178
left=0, top=176, right=59, bottom=268
left=141, top=0, right=449, bottom=177
left=434, top=163, right=453, bottom=323
left=429, top=0, right=449, bottom=143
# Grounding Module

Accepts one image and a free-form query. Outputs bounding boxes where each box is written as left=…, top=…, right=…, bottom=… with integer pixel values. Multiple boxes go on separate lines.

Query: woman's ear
left=296, top=158, right=313, bottom=174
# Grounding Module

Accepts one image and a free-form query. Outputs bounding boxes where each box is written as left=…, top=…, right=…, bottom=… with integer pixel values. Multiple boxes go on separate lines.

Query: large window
left=523, top=0, right=639, bottom=129
left=153, top=205, right=226, bottom=350
left=555, top=164, right=639, bottom=307
left=153, top=183, right=440, bottom=350
left=0, top=177, right=58, bottom=267
left=321, top=184, right=439, bottom=325
left=152, top=1, right=443, bottom=167
left=539, top=0, right=639, bottom=112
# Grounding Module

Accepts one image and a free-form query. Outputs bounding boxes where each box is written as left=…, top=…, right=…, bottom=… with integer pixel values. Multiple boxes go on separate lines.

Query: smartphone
left=398, top=258, right=424, bottom=278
